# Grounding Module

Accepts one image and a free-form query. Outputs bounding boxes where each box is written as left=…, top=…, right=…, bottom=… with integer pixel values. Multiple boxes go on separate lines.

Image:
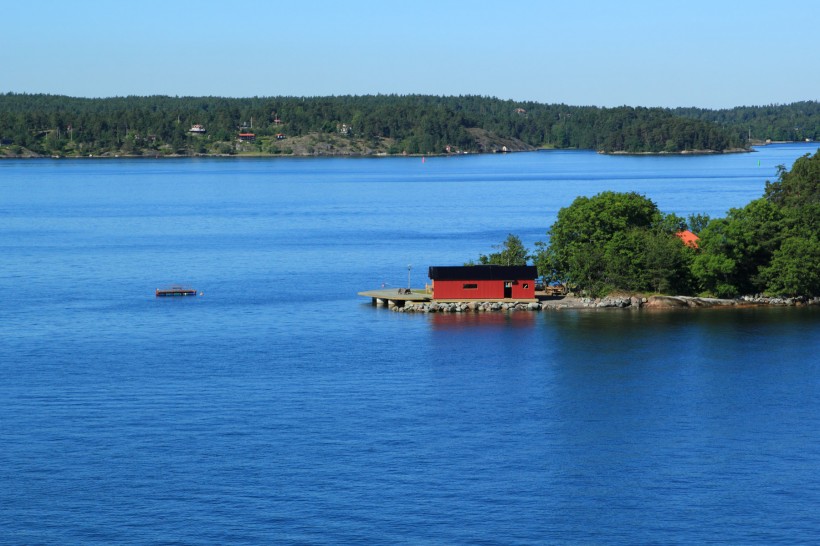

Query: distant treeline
left=0, top=93, right=815, bottom=157
left=674, top=101, right=820, bottom=143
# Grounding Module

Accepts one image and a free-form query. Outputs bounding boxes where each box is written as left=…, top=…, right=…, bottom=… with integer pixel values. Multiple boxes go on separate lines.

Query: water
left=1, top=143, right=819, bottom=544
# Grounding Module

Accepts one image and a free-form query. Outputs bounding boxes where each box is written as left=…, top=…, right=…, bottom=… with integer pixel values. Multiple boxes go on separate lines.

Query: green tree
left=759, top=236, right=820, bottom=296
left=765, top=153, right=820, bottom=208
left=758, top=150, right=820, bottom=295
left=689, top=149, right=820, bottom=298
left=479, top=234, right=529, bottom=265
left=603, top=228, right=694, bottom=294
left=691, top=199, right=784, bottom=297
left=534, top=191, right=694, bottom=296
left=686, top=213, right=711, bottom=234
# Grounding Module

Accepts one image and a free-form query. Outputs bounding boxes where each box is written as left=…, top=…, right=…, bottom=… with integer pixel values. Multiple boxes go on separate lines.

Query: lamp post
left=407, top=264, right=412, bottom=289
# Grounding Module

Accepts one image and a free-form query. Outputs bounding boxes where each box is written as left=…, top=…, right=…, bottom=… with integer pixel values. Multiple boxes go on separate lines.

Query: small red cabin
left=428, top=265, right=538, bottom=301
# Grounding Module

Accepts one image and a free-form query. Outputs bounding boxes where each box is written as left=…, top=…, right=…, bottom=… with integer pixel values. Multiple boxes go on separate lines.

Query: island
left=364, top=149, right=820, bottom=312
left=1, top=94, right=816, bottom=159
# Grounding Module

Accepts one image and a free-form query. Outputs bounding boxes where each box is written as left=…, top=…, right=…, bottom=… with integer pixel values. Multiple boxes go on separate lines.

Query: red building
left=428, top=265, right=538, bottom=301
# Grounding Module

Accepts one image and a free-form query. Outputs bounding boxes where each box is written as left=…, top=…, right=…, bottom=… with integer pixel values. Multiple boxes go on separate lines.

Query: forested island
left=1, top=93, right=816, bottom=158
left=480, top=149, right=820, bottom=300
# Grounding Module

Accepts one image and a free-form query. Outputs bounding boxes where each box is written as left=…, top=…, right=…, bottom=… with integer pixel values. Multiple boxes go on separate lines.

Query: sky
left=2, top=0, right=818, bottom=109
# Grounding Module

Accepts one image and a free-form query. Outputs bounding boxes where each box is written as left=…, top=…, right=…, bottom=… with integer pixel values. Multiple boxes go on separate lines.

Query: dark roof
left=428, top=265, right=538, bottom=281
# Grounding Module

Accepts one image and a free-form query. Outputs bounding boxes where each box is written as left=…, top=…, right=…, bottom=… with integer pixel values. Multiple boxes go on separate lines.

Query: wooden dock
left=358, top=288, right=432, bottom=307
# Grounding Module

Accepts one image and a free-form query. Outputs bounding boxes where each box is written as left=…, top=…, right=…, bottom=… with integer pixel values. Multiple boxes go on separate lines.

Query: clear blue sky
left=3, top=0, right=818, bottom=108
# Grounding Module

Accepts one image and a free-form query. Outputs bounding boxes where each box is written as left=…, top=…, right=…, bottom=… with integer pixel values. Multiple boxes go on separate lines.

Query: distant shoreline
left=602, top=147, right=751, bottom=156
left=3, top=140, right=815, bottom=161
left=2, top=146, right=760, bottom=160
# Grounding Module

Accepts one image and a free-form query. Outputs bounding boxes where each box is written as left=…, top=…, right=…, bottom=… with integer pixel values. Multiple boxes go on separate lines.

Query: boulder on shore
left=644, top=296, right=738, bottom=308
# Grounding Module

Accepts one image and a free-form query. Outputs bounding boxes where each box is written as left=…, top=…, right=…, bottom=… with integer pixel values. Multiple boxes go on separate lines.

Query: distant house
left=428, top=265, right=538, bottom=301
left=276, top=133, right=286, bottom=140
left=514, top=108, right=527, bottom=115
left=676, top=230, right=700, bottom=249
left=188, top=124, right=206, bottom=134
left=238, top=133, right=256, bottom=142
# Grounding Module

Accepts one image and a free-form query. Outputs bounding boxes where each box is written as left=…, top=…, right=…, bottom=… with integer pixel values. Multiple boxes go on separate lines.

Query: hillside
left=674, top=101, right=820, bottom=143
left=2, top=93, right=806, bottom=158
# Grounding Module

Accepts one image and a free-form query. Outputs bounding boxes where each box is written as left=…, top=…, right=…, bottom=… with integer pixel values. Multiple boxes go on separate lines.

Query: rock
left=644, top=296, right=690, bottom=308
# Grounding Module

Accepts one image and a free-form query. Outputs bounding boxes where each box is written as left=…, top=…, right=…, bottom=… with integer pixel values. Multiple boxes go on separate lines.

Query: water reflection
left=429, top=310, right=536, bottom=330
left=534, top=306, right=820, bottom=537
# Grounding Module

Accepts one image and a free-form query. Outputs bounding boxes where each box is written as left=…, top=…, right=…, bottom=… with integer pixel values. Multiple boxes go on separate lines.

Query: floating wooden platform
left=156, top=286, right=198, bottom=297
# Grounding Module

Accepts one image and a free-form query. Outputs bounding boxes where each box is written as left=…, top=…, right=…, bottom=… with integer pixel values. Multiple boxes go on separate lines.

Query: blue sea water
left=1, top=143, right=819, bottom=544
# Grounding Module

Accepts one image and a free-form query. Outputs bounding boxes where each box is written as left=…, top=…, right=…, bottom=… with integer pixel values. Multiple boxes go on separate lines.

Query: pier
left=358, top=288, right=432, bottom=307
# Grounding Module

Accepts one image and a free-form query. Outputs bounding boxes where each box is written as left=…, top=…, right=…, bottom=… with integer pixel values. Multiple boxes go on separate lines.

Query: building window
left=463, top=283, right=478, bottom=289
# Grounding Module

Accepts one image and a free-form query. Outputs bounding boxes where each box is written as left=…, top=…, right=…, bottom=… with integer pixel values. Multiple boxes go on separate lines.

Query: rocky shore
left=392, top=295, right=820, bottom=313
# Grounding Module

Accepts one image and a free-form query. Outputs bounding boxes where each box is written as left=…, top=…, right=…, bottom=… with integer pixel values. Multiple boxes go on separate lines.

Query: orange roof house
left=676, top=230, right=700, bottom=249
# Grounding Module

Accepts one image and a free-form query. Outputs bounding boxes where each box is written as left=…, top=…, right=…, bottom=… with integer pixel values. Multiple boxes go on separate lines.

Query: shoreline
left=18, top=136, right=820, bottom=162
left=1, top=146, right=760, bottom=160
left=602, top=147, right=751, bottom=156
left=389, top=294, right=820, bottom=313
left=7, top=138, right=817, bottom=161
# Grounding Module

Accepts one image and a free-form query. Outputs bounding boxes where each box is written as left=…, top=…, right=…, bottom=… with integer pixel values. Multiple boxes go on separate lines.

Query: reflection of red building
left=431, top=310, right=535, bottom=329
left=428, top=265, right=538, bottom=301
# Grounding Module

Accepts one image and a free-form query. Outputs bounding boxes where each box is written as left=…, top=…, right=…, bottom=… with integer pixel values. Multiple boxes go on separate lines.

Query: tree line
left=675, top=101, right=820, bottom=143
left=483, top=149, right=820, bottom=298
left=4, top=93, right=800, bottom=157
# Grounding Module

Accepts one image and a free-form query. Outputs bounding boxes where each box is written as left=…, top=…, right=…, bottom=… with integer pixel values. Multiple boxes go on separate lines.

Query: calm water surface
left=1, top=144, right=819, bottom=544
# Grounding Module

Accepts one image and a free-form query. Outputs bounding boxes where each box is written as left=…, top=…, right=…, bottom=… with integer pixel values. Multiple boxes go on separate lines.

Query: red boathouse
left=428, top=265, right=538, bottom=301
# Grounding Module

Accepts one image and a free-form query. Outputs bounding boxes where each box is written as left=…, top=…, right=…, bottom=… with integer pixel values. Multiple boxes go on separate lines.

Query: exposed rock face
left=643, top=296, right=743, bottom=308
left=644, top=296, right=699, bottom=308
